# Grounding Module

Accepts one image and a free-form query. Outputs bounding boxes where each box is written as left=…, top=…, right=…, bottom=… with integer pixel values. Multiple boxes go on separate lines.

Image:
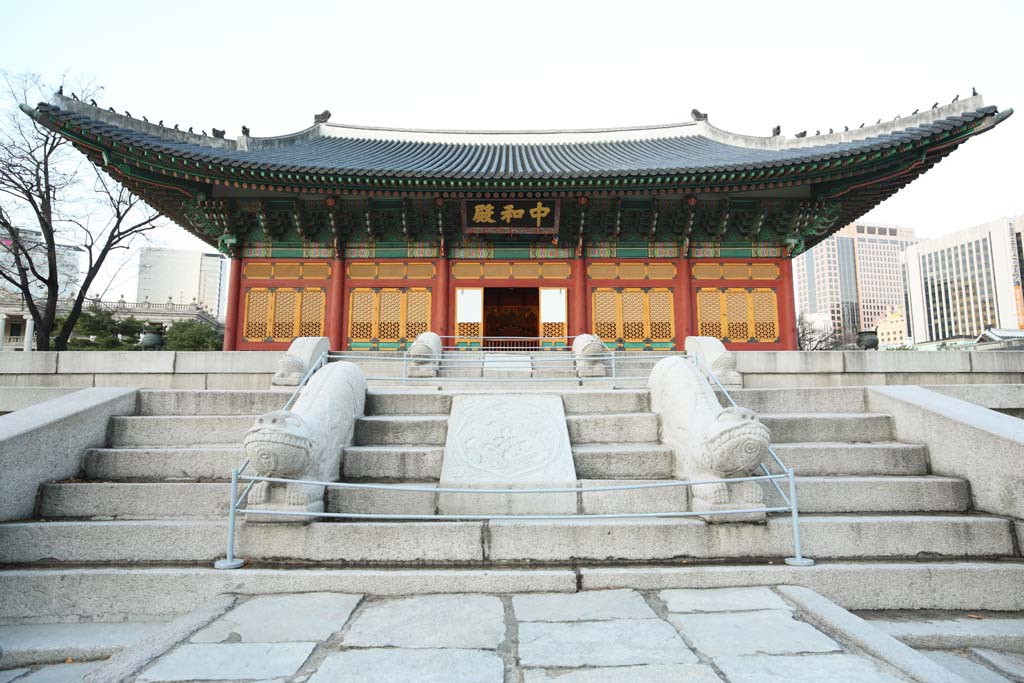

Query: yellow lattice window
left=243, top=263, right=274, bottom=279
left=302, top=263, right=331, bottom=280
left=274, top=263, right=302, bottom=280
left=541, top=322, right=568, bottom=337
left=271, top=290, right=298, bottom=340
left=376, top=263, right=404, bottom=280
left=619, top=263, right=646, bottom=280
left=692, top=263, right=722, bottom=280
left=590, top=288, right=674, bottom=344
left=349, top=290, right=375, bottom=340
left=647, top=263, right=677, bottom=280
left=406, top=262, right=436, bottom=279
left=299, top=290, right=325, bottom=337
left=541, top=262, right=571, bottom=279
left=483, top=262, right=510, bottom=279
left=749, top=263, right=780, bottom=280
left=648, top=290, right=674, bottom=341
left=723, top=263, right=750, bottom=280
left=697, top=289, right=723, bottom=338
left=405, top=289, right=430, bottom=339
left=347, top=287, right=432, bottom=344
left=751, top=289, right=778, bottom=341
left=457, top=322, right=481, bottom=337
left=348, top=263, right=377, bottom=279
left=244, top=288, right=325, bottom=342
left=592, top=289, right=619, bottom=341
left=588, top=263, right=618, bottom=280
left=696, top=288, right=779, bottom=343
left=243, top=289, right=271, bottom=340
left=511, top=262, right=541, bottom=279
left=452, top=262, right=483, bottom=279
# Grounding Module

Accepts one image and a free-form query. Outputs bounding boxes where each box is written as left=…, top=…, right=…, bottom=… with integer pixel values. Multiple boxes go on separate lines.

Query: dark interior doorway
left=483, top=288, right=539, bottom=340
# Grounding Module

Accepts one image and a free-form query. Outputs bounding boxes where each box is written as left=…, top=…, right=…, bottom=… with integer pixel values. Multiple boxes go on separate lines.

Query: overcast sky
left=3, top=0, right=1021, bottom=295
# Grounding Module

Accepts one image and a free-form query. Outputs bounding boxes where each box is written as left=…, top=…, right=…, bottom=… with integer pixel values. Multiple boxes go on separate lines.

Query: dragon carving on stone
left=243, top=360, right=366, bottom=522
left=648, top=353, right=771, bottom=523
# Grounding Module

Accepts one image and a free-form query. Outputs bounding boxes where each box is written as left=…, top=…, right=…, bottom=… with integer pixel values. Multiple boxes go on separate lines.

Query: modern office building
left=904, top=216, right=1024, bottom=343
left=0, top=228, right=83, bottom=299
left=136, top=248, right=227, bottom=320
left=793, top=224, right=918, bottom=342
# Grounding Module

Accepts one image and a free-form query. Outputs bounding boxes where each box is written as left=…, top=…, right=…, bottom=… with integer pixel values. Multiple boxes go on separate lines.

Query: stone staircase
left=1, top=384, right=1014, bottom=566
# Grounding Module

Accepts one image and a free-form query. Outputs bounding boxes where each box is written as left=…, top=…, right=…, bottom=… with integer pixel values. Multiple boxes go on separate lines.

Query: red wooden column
left=675, top=256, right=693, bottom=350
left=433, top=254, right=450, bottom=338
left=222, top=257, right=243, bottom=351
left=326, top=255, right=346, bottom=351
left=571, top=255, right=588, bottom=337
left=778, top=258, right=798, bottom=349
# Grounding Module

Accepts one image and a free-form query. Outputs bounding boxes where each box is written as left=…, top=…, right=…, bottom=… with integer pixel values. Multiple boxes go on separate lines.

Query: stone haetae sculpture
left=244, top=361, right=366, bottom=522
left=406, top=331, right=442, bottom=378
left=684, top=336, right=742, bottom=390
left=272, top=337, right=329, bottom=386
left=572, top=333, right=608, bottom=377
left=648, top=355, right=770, bottom=523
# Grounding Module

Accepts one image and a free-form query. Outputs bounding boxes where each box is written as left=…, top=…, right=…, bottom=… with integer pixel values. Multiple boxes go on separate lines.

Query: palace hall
left=24, top=95, right=1011, bottom=351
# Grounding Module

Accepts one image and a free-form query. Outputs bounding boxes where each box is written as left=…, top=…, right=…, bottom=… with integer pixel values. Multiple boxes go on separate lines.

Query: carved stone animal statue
left=685, top=336, right=741, bottom=390
left=407, top=331, right=442, bottom=377
left=273, top=337, right=329, bottom=386
left=648, top=355, right=771, bottom=523
left=572, top=333, right=608, bottom=377
left=244, top=361, right=366, bottom=522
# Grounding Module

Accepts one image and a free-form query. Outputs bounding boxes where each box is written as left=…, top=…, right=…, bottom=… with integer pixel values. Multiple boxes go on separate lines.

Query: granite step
left=566, top=413, right=659, bottom=444
left=83, top=447, right=246, bottom=482
left=774, top=476, right=970, bottom=513
left=343, top=445, right=445, bottom=480
left=0, top=620, right=169, bottom=668
left=572, top=443, right=675, bottom=479
left=138, top=390, right=288, bottom=416
left=0, top=515, right=1013, bottom=565
left=354, top=415, right=448, bottom=446
left=107, top=415, right=254, bottom=447
left=726, top=387, right=867, bottom=414
left=39, top=482, right=230, bottom=519
left=365, top=392, right=453, bottom=416
left=771, top=442, right=930, bottom=476
left=759, top=413, right=894, bottom=443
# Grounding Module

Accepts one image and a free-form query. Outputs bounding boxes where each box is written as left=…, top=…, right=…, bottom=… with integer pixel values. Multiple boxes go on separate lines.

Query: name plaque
left=463, top=199, right=560, bottom=235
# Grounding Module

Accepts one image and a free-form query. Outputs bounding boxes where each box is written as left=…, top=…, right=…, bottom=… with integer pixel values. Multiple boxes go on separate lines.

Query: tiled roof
left=32, top=96, right=1010, bottom=181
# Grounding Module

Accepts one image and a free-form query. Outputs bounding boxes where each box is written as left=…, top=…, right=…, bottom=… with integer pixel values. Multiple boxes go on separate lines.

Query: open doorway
left=483, top=287, right=539, bottom=340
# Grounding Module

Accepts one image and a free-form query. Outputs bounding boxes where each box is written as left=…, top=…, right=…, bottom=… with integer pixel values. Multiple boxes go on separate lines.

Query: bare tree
left=0, top=72, right=163, bottom=350
left=796, top=312, right=842, bottom=351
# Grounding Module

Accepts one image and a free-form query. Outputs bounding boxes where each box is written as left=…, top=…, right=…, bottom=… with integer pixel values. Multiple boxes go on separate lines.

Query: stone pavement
left=10, top=587, right=1024, bottom=681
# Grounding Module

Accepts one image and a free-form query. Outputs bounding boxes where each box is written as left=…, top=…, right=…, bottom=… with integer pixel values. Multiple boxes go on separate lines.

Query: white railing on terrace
left=215, top=346, right=813, bottom=570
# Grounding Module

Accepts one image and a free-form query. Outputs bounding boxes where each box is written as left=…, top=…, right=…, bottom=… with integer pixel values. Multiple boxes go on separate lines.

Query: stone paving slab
left=0, top=671, right=29, bottom=683
left=522, top=663, right=723, bottom=682
left=0, top=621, right=166, bottom=667
left=669, top=609, right=841, bottom=657
left=308, top=648, right=503, bottom=683
left=343, top=594, right=505, bottom=649
left=190, top=593, right=361, bottom=643
left=518, top=619, right=698, bottom=667
left=714, top=654, right=908, bottom=682
left=922, top=650, right=1011, bottom=683
left=972, top=648, right=1024, bottom=679
left=137, top=642, right=316, bottom=681
left=870, top=614, right=1024, bottom=651
left=512, top=589, right=656, bottom=621
left=4, top=662, right=99, bottom=683
left=659, top=586, right=790, bottom=613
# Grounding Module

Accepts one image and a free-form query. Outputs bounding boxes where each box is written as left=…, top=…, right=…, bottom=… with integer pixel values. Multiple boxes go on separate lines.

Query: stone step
left=322, top=475, right=968, bottom=516
left=0, top=515, right=1013, bottom=565
left=566, top=413, right=659, bottom=444
left=0, top=620, right=169, bottom=668
left=559, top=391, right=650, bottom=415
left=771, top=442, right=930, bottom=476
left=760, top=413, right=894, bottom=443
left=108, top=415, right=254, bottom=447
left=39, top=482, right=230, bottom=519
left=354, top=415, right=448, bottom=446
left=726, top=387, right=867, bottom=414
left=83, top=447, right=245, bottom=481
left=365, top=391, right=453, bottom=416
left=4, top=563, right=1023, bottom=625
left=343, top=446, right=444, bottom=480
left=572, top=444, right=674, bottom=479
left=862, top=612, right=1024, bottom=651
left=138, top=390, right=288, bottom=416
left=782, top=476, right=970, bottom=513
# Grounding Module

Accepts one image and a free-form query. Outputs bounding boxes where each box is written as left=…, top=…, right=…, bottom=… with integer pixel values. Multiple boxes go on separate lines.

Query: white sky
left=2, top=0, right=1022, bottom=296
